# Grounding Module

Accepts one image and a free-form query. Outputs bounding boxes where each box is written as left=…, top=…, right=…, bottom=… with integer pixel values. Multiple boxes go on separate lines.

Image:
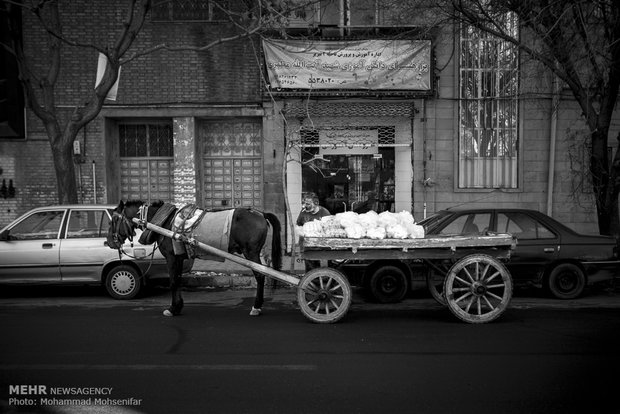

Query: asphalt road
left=1, top=285, right=619, bottom=414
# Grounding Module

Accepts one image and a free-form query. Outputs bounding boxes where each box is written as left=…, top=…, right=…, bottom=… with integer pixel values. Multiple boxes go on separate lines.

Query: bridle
left=110, top=209, right=136, bottom=249
left=109, top=203, right=158, bottom=264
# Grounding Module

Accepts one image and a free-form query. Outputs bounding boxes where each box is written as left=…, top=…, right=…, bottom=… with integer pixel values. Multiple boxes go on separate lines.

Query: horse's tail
left=263, top=212, right=282, bottom=271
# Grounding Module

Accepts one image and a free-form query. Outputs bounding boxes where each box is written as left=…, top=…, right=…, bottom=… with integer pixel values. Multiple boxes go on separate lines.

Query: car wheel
left=547, top=263, right=586, bottom=300
left=105, top=265, right=142, bottom=300
left=367, top=265, right=409, bottom=303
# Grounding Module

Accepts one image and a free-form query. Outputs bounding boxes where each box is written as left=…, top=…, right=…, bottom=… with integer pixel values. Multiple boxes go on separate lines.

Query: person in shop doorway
left=353, top=191, right=377, bottom=214
left=296, top=192, right=331, bottom=226
left=296, top=192, right=330, bottom=272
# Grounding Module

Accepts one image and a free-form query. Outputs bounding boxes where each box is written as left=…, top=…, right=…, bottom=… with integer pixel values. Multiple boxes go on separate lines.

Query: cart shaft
left=135, top=218, right=300, bottom=287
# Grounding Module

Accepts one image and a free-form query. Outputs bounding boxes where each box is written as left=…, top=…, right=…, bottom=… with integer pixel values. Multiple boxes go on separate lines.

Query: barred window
left=300, top=126, right=396, bottom=147
left=152, top=0, right=230, bottom=22
left=119, top=124, right=173, bottom=157
left=459, top=14, right=519, bottom=189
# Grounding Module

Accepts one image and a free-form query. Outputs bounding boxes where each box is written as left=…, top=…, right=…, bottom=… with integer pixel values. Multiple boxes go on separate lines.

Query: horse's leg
left=163, top=255, right=185, bottom=317
left=245, top=250, right=265, bottom=316
left=250, top=271, right=265, bottom=316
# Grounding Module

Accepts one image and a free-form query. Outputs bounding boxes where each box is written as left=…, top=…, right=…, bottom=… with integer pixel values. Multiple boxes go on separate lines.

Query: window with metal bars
left=119, top=124, right=173, bottom=157
left=459, top=15, right=519, bottom=189
left=300, top=126, right=396, bottom=147
left=151, top=0, right=230, bottom=22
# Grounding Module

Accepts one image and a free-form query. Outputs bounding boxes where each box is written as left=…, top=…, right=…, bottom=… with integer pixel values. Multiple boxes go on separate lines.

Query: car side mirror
left=0, top=229, right=10, bottom=241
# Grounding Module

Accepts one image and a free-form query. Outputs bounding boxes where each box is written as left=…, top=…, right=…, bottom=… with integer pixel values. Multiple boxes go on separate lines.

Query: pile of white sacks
left=299, top=210, right=425, bottom=240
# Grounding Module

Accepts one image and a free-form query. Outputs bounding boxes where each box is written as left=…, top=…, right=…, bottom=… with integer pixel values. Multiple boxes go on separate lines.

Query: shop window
left=300, top=126, right=396, bottom=214
left=459, top=14, right=519, bottom=189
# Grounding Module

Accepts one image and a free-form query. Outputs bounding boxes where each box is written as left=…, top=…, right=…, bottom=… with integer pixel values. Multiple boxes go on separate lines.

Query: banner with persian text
left=263, top=39, right=431, bottom=91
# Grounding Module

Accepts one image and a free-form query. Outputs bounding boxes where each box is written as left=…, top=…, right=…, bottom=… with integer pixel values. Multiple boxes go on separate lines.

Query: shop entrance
left=301, top=148, right=395, bottom=214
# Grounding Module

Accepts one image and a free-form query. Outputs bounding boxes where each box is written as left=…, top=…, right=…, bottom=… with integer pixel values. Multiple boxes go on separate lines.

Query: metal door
left=120, top=159, right=173, bottom=203
left=200, top=119, right=263, bottom=209
left=203, top=158, right=262, bottom=209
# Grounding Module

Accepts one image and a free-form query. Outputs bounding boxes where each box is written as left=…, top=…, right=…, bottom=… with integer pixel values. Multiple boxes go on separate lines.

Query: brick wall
left=0, top=0, right=262, bottom=226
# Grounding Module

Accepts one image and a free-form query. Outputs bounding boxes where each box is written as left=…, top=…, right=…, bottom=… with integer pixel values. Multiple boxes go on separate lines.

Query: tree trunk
left=47, top=125, right=79, bottom=204
left=51, top=140, right=77, bottom=204
left=590, top=129, right=612, bottom=235
left=606, top=133, right=620, bottom=241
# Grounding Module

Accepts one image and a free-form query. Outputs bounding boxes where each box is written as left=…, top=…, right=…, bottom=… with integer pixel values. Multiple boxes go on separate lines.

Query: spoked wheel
left=444, top=254, right=512, bottom=324
left=425, top=261, right=452, bottom=306
left=297, top=267, right=352, bottom=324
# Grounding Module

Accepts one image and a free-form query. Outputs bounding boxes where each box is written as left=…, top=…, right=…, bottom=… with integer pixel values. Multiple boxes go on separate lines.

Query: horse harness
left=112, top=202, right=268, bottom=260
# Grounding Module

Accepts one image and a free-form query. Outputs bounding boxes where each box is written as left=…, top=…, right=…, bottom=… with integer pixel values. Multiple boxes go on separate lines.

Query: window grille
left=119, top=124, right=173, bottom=157
left=459, top=15, right=519, bottom=189
left=300, top=126, right=396, bottom=147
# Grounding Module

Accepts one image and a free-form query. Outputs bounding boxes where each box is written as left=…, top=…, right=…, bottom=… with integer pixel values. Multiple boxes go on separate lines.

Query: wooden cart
left=300, top=234, right=516, bottom=324
left=135, top=217, right=514, bottom=324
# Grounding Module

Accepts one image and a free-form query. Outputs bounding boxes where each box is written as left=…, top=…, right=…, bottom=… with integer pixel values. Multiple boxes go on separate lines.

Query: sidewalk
left=184, top=255, right=305, bottom=288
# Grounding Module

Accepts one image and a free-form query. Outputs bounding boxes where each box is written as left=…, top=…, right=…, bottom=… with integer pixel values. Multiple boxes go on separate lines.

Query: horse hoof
left=249, top=307, right=262, bottom=316
left=163, top=310, right=174, bottom=317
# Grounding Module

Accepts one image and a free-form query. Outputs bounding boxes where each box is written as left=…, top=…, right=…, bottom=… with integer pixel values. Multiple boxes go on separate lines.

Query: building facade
left=1, top=0, right=618, bottom=249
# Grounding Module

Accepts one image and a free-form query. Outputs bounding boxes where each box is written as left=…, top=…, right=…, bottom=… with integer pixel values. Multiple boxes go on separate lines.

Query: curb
left=184, top=271, right=256, bottom=288
left=184, top=271, right=305, bottom=289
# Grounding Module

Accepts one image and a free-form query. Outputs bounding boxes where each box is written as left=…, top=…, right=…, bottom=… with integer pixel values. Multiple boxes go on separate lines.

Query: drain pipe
left=546, top=75, right=560, bottom=217
left=92, top=160, right=97, bottom=204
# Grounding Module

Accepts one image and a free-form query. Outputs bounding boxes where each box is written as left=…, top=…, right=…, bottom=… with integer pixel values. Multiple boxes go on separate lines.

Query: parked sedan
left=0, top=205, right=172, bottom=299
left=422, top=208, right=620, bottom=300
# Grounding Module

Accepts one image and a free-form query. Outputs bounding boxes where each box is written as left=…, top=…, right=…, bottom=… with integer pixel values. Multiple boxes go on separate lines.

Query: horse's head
left=106, top=200, right=144, bottom=250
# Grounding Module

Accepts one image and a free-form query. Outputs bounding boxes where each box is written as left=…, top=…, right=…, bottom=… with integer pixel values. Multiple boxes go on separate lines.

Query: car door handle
left=42, top=243, right=55, bottom=249
left=544, top=247, right=555, bottom=253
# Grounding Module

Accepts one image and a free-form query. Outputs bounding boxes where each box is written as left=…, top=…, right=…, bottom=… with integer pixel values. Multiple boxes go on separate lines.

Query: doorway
left=301, top=148, right=395, bottom=214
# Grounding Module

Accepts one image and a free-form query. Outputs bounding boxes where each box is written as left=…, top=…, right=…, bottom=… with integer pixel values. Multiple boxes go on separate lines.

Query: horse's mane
left=125, top=199, right=144, bottom=209
left=124, top=199, right=164, bottom=209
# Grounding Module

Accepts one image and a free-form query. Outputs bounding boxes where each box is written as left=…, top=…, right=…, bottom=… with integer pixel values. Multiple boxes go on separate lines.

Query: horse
left=107, top=200, right=282, bottom=317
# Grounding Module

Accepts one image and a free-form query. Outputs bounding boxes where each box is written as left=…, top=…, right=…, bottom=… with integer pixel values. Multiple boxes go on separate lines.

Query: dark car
left=422, top=208, right=620, bottom=301
left=0, top=205, right=175, bottom=299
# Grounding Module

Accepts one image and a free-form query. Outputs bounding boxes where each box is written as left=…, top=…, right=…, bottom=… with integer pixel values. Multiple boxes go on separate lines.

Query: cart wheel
left=444, top=254, right=512, bottom=324
left=297, top=267, right=352, bottom=324
left=425, top=262, right=451, bottom=306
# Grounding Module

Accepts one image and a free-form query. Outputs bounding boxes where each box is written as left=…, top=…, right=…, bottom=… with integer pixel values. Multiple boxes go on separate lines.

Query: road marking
left=0, top=364, right=317, bottom=371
